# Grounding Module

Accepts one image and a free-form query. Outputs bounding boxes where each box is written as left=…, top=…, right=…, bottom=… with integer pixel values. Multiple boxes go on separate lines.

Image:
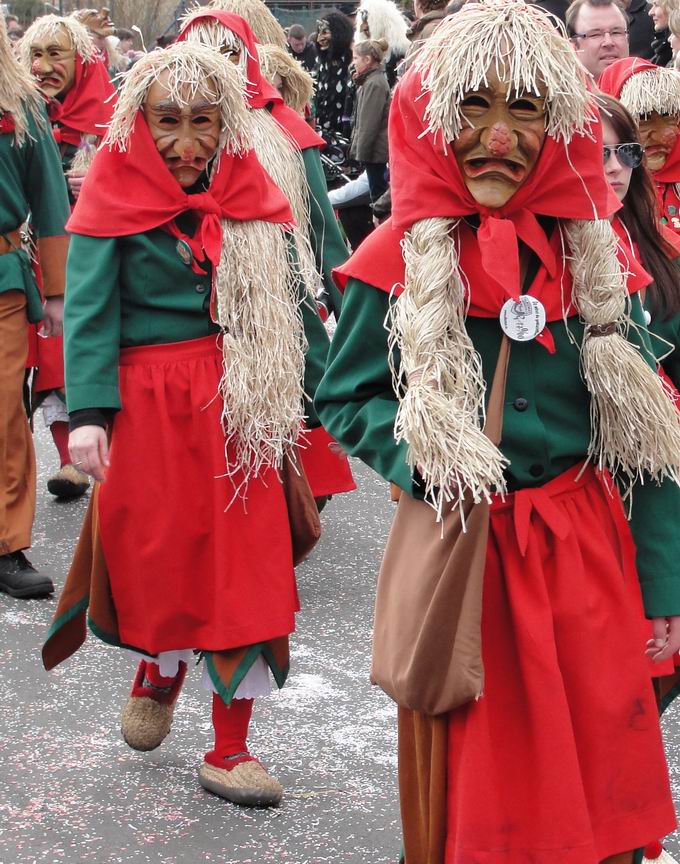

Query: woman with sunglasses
left=601, top=93, right=680, bottom=864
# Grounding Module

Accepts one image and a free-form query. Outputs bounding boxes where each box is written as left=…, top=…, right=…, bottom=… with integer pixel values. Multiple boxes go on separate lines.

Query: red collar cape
left=177, top=10, right=323, bottom=151
left=334, top=68, right=650, bottom=350
left=598, top=56, right=680, bottom=184
left=48, top=54, right=116, bottom=147
left=67, top=112, right=294, bottom=270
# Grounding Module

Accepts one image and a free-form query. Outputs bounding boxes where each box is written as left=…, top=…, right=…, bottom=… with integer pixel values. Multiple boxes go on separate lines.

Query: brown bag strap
left=483, top=334, right=511, bottom=447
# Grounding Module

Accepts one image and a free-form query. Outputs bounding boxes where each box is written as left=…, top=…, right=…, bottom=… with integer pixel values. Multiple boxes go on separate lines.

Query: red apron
left=97, top=335, right=299, bottom=656
left=444, top=463, right=676, bottom=862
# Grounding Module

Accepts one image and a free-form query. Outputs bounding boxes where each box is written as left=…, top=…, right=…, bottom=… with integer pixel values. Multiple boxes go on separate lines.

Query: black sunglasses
left=602, top=143, right=644, bottom=169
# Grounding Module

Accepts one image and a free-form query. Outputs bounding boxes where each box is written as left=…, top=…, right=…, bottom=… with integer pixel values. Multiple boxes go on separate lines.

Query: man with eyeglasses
left=566, top=0, right=630, bottom=78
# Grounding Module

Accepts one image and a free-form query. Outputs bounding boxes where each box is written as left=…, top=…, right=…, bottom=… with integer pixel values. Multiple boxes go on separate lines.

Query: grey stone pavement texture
left=1, top=425, right=680, bottom=864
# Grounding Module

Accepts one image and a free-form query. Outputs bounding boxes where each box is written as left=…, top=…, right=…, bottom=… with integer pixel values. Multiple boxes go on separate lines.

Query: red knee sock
left=50, top=421, right=71, bottom=468
left=205, top=695, right=254, bottom=768
left=130, top=660, right=186, bottom=705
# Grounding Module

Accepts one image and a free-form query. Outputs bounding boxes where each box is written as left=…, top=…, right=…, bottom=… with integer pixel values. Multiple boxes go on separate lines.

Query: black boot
left=0, top=551, right=54, bottom=599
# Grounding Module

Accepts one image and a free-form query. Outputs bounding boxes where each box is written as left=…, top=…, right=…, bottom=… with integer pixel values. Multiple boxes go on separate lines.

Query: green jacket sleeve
left=623, top=294, right=680, bottom=617
left=24, top=110, right=70, bottom=239
left=649, top=311, right=680, bottom=390
left=64, top=235, right=122, bottom=413
left=300, top=291, right=329, bottom=429
left=302, top=147, right=348, bottom=320
left=315, top=278, right=415, bottom=492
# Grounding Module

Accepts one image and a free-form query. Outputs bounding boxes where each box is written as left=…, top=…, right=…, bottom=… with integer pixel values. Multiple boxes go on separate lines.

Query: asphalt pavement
left=1, top=425, right=679, bottom=864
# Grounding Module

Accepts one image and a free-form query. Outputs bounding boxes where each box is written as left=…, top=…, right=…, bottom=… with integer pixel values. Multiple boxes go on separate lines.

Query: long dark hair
left=599, top=94, right=680, bottom=319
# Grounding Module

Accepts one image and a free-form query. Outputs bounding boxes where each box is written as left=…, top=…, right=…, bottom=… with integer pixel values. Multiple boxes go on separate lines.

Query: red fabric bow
left=177, top=10, right=322, bottom=152
left=48, top=54, right=116, bottom=147
left=67, top=112, right=295, bottom=268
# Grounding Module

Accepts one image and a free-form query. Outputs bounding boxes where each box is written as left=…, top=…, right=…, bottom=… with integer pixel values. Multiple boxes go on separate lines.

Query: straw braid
left=215, top=219, right=307, bottom=486
left=388, top=218, right=509, bottom=518
left=257, top=44, right=314, bottom=114
left=0, top=15, right=45, bottom=145
left=20, top=15, right=97, bottom=67
left=564, top=219, right=680, bottom=485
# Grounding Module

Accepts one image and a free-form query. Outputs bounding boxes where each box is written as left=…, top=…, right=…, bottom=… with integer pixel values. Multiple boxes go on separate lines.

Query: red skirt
left=299, top=424, right=356, bottom=498
left=445, top=464, right=676, bottom=862
left=26, top=327, right=65, bottom=392
left=97, top=335, right=299, bottom=656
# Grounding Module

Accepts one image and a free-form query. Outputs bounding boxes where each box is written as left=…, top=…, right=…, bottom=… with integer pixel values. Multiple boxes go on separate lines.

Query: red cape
left=598, top=57, right=680, bottom=184
left=49, top=54, right=116, bottom=147
left=177, top=10, right=322, bottom=152
left=67, top=112, right=294, bottom=269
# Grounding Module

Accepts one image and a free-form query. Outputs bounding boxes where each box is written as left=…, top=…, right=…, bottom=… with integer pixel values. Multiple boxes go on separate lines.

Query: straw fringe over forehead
left=104, top=42, right=252, bottom=154
left=0, top=15, right=45, bottom=145
left=354, top=0, right=411, bottom=59
left=414, top=0, right=596, bottom=143
left=618, top=66, right=680, bottom=118
left=180, top=12, right=250, bottom=77
left=20, top=15, right=97, bottom=66
left=257, top=44, right=314, bottom=114
left=208, top=0, right=287, bottom=47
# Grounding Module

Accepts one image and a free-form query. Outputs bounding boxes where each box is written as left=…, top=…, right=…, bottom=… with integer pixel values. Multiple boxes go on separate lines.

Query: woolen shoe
left=47, top=464, right=90, bottom=499
left=0, top=551, right=54, bottom=599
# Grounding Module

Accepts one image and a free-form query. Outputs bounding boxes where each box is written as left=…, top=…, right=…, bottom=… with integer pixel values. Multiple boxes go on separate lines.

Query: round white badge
left=499, top=295, right=546, bottom=342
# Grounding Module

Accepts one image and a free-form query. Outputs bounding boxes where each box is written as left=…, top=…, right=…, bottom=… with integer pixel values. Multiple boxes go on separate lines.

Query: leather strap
left=0, top=229, right=22, bottom=256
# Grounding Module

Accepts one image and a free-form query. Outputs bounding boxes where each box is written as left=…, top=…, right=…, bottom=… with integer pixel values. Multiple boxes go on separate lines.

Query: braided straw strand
left=389, top=218, right=508, bottom=519
left=565, top=218, right=680, bottom=485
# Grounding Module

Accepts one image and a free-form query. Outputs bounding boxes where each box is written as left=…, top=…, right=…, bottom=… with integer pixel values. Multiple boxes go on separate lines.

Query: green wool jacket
left=0, top=105, right=70, bottom=322
left=315, top=278, right=680, bottom=619
left=64, top=226, right=330, bottom=428
left=302, top=147, right=349, bottom=318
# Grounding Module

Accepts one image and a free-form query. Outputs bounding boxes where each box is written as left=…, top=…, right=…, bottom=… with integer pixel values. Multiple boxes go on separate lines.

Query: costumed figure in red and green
left=19, top=13, right=116, bottom=501
left=0, top=15, right=70, bottom=598
left=599, top=58, right=680, bottom=235
left=178, top=8, right=356, bottom=508
left=315, top=2, right=680, bottom=861
left=41, top=41, right=331, bottom=807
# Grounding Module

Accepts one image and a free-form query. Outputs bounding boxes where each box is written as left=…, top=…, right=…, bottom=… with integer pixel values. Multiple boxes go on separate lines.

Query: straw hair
left=0, top=15, right=45, bottom=145
left=414, top=0, right=596, bottom=144
left=104, top=41, right=252, bottom=154
left=181, top=9, right=249, bottom=77
left=257, top=43, right=314, bottom=113
left=20, top=14, right=97, bottom=67
left=354, top=0, right=410, bottom=59
left=183, top=14, right=322, bottom=299
left=564, top=219, right=680, bottom=485
left=208, top=0, right=287, bottom=47
left=618, top=65, right=680, bottom=119
left=215, top=218, right=307, bottom=485
left=669, top=8, right=680, bottom=38
left=389, top=218, right=509, bottom=517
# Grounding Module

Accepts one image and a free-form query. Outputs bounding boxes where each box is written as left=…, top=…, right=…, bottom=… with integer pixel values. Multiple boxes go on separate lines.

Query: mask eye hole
left=508, top=98, right=543, bottom=119
left=461, top=94, right=490, bottom=116
left=158, top=116, right=179, bottom=126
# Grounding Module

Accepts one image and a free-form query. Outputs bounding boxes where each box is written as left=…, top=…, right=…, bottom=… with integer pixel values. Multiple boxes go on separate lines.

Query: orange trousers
left=0, top=290, right=35, bottom=554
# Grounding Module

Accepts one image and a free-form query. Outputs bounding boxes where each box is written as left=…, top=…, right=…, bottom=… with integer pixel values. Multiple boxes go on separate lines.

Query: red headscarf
left=49, top=54, right=116, bottom=147
left=67, top=112, right=294, bottom=270
left=177, top=10, right=322, bottom=151
left=335, top=67, right=650, bottom=349
left=598, top=56, right=680, bottom=183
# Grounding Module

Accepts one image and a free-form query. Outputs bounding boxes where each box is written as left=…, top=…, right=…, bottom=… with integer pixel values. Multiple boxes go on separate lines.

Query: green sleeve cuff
left=66, top=384, right=121, bottom=414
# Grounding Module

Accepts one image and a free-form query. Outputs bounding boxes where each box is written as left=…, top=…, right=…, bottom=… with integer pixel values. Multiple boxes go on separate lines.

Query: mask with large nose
left=453, top=67, right=547, bottom=209
left=29, top=26, right=76, bottom=99
left=143, top=71, right=221, bottom=189
left=637, top=111, right=679, bottom=173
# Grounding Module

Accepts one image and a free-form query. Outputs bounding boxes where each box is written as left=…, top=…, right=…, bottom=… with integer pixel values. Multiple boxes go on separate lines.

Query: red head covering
left=49, top=54, right=116, bottom=147
left=177, top=10, right=322, bottom=151
left=598, top=56, right=680, bottom=183
left=67, top=112, right=294, bottom=270
left=335, top=67, right=650, bottom=348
